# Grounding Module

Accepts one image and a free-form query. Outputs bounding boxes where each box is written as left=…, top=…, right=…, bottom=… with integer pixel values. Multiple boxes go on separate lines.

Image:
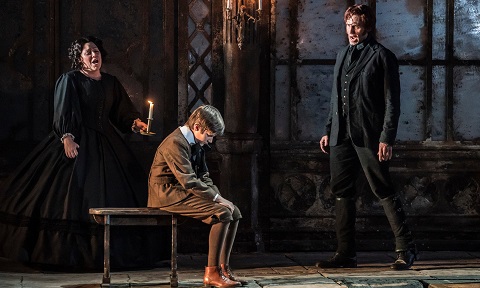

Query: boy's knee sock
left=220, top=220, right=239, bottom=264
left=208, top=221, right=229, bottom=266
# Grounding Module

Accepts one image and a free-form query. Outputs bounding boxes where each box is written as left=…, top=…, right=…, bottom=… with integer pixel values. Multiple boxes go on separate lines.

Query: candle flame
left=148, top=101, right=153, bottom=104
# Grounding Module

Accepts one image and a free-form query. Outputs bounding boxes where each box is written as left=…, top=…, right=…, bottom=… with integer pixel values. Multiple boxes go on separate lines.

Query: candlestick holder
left=140, top=117, right=156, bottom=136
left=226, top=3, right=261, bottom=50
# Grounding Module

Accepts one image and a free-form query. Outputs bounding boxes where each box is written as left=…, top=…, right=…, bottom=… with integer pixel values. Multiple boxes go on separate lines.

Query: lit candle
left=258, top=0, right=262, bottom=10
left=148, top=101, right=154, bottom=119
left=227, top=0, right=231, bottom=9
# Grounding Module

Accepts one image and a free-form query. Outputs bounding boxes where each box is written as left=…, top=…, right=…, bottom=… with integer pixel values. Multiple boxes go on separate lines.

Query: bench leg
left=102, top=215, right=111, bottom=286
left=170, top=215, right=178, bottom=287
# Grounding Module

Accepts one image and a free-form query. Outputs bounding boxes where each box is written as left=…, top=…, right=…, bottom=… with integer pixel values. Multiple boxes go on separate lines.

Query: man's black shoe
left=390, top=246, right=418, bottom=270
left=315, top=253, right=357, bottom=268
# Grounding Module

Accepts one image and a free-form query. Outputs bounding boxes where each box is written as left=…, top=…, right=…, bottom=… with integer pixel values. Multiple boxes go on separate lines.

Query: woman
left=0, top=36, right=161, bottom=270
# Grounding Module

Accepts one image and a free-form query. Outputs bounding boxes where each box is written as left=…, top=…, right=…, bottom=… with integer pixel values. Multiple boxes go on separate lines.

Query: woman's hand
left=63, top=136, right=80, bottom=158
left=132, top=119, right=148, bottom=132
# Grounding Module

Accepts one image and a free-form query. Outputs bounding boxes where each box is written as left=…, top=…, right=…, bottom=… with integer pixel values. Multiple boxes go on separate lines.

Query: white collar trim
left=180, top=125, right=196, bottom=145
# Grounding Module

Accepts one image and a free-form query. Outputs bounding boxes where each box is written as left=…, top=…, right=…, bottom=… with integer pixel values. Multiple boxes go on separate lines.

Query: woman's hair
left=186, top=105, right=225, bottom=136
left=68, top=36, right=107, bottom=69
left=344, top=4, right=376, bottom=32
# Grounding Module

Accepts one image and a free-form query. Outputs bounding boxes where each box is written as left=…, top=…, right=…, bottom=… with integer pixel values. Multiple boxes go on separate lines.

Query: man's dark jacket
left=325, top=38, right=401, bottom=149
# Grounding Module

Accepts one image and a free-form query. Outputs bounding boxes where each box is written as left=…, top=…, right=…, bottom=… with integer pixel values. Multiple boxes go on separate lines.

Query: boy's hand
left=216, top=195, right=234, bottom=212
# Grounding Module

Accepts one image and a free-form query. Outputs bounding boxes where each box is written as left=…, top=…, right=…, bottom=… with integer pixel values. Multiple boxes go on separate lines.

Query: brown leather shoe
left=221, top=263, right=247, bottom=285
left=203, top=266, right=240, bottom=287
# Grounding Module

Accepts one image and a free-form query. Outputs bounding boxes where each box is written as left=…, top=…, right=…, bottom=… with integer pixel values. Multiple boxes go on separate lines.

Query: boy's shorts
left=159, top=193, right=242, bottom=225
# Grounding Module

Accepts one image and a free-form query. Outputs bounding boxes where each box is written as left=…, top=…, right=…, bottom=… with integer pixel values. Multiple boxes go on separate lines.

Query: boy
left=148, top=105, right=243, bottom=287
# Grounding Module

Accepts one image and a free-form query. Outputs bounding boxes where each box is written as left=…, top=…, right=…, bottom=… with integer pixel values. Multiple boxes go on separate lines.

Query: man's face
left=345, top=15, right=369, bottom=45
left=192, top=123, right=216, bottom=146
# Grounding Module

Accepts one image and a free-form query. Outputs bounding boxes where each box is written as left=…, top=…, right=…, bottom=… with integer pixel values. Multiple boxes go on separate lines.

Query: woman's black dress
left=0, top=71, right=163, bottom=270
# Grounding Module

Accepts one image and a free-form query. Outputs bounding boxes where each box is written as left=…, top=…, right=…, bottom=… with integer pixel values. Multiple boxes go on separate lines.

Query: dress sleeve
left=52, top=73, right=82, bottom=140
left=109, top=76, right=142, bottom=133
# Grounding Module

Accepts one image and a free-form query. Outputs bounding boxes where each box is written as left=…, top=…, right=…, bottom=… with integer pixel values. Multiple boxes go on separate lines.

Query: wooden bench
left=89, top=207, right=178, bottom=287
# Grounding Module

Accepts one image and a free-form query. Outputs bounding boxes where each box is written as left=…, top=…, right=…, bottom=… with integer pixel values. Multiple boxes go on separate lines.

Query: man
left=148, top=105, right=243, bottom=287
left=317, top=4, right=417, bottom=270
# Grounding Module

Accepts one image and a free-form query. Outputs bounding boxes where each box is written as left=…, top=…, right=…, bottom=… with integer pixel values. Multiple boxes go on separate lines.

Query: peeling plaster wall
left=270, top=0, right=480, bottom=251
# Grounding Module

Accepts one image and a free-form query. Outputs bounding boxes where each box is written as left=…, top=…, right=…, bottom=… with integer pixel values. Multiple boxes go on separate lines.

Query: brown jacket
left=148, top=128, right=219, bottom=207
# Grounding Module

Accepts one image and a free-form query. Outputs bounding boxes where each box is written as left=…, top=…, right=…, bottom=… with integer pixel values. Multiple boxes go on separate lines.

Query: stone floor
left=1, top=251, right=480, bottom=287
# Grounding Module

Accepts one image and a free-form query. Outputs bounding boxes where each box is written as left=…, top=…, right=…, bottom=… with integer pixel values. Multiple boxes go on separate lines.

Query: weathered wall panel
left=454, top=0, right=480, bottom=60
left=269, top=143, right=480, bottom=251
left=296, top=65, right=331, bottom=141
left=432, top=66, right=447, bottom=140
left=397, top=66, right=425, bottom=142
left=274, top=0, right=290, bottom=60
left=433, top=0, right=446, bottom=60
left=376, top=0, right=426, bottom=60
left=1, top=0, right=49, bottom=141
left=453, top=66, right=480, bottom=140
left=297, top=1, right=345, bottom=60
left=274, top=66, right=290, bottom=140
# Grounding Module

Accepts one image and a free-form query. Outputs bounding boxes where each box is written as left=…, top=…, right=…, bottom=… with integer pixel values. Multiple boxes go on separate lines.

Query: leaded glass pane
left=397, top=66, right=425, bottom=141
left=431, top=66, right=446, bottom=140
left=297, top=65, right=333, bottom=141
left=187, top=0, right=212, bottom=113
left=454, top=0, right=480, bottom=60
left=297, top=1, right=346, bottom=60
left=453, top=66, right=480, bottom=140
left=376, top=0, right=426, bottom=60
left=432, top=0, right=446, bottom=60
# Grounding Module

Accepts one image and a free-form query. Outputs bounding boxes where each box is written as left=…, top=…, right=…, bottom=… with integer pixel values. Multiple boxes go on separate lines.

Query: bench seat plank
left=89, top=207, right=173, bottom=216
left=89, top=207, right=178, bottom=287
